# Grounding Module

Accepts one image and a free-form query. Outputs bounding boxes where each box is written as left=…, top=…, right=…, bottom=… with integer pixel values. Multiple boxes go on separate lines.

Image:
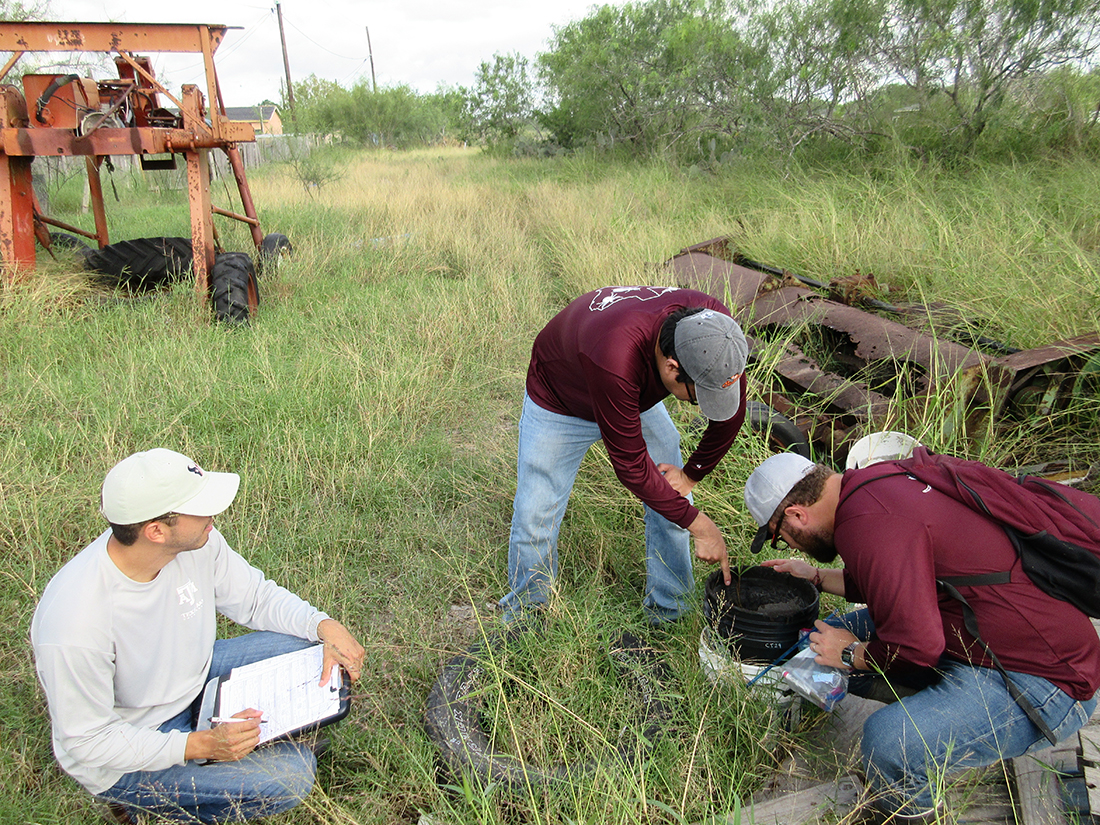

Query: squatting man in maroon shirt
left=498, top=286, right=748, bottom=624
left=744, top=452, right=1100, bottom=823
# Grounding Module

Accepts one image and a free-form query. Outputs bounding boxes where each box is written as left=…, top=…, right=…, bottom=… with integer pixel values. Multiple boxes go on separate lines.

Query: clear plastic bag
left=781, top=645, right=848, bottom=711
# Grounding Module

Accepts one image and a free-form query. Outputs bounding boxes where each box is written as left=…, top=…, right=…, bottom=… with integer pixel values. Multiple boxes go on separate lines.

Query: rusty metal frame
left=0, top=22, right=263, bottom=312
left=666, top=237, right=1100, bottom=462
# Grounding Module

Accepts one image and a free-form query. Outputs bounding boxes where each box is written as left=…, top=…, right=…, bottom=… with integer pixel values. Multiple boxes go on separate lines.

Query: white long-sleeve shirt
left=30, top=528, right=329, bottom=794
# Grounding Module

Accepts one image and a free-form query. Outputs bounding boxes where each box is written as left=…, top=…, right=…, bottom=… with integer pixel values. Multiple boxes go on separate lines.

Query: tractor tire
left=47, top=232, right=93, bottom=264
left=747, top=401, right=811, bottom=457
left=83, top=237, right=194, bottom=292
left=424, top=622, right=674, bottom=792
left=210, top=252, right=259, bottom=325
left=48, top=232, right=92, bottom=253
left=258, top=232, right=292, bottom=274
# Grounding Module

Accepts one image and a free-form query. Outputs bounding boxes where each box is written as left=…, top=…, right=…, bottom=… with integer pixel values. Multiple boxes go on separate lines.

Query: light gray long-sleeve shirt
left=30, top=528, right=329, bottom=794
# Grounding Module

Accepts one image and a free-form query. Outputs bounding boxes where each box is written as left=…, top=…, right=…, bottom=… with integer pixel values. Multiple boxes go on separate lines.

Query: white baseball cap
left=100, top=448, right=240, bottom=524
left=744, top=452, right=816, bottom=553
left=844, top=431, right=920, bottom=470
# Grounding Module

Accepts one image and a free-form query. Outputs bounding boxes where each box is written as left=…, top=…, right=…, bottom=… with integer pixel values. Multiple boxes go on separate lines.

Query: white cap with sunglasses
left=744, top=452, right=816, bottom=553
left=100, top=448, right=241, bottom=524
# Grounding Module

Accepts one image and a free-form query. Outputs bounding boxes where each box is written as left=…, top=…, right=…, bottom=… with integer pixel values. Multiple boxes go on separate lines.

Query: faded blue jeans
left=832, top=610, right=1097, bottom=817
left=97, top=632, right=318, bottom=823
left=499, top=393, right=693, bottom=624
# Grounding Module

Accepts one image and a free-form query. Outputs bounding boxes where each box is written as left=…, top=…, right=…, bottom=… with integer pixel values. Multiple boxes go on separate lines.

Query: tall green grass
left=1, top=146, right=1097, bottom=823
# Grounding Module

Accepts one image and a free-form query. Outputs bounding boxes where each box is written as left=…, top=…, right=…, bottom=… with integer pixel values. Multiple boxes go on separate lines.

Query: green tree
left=743, top=0, right=885, bottom=154
left=306, top=82, right=448, bottom=148
left=428, top=83, right=467, bottom=141
left=536, top=0, right=883, bottom=160
left=538, top=0, right=717, bottom=154
left=880, top=0, right=1100, bottom=155
left=288, top=74, right=346, bottom=133
left=458, top=52, right=535, bottom=146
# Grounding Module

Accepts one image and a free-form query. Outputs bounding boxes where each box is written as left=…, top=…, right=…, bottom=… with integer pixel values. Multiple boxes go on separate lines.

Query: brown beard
left=789, top=523, right=838, bottom=564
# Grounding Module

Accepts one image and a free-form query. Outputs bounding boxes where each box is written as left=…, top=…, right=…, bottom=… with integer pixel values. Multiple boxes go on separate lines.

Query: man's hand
left=318, top=619, right=365, bottom=685
left=657, top=463, right=697, bottom=497
left=807, top=620, right=859, bottom=669
left=185, top=709, right=262, bottom=762
left=687, top=512, right=730, bottom=585
left=760, top=557, right=817, bottom=581
left=761, top=558, right=845, bottom=597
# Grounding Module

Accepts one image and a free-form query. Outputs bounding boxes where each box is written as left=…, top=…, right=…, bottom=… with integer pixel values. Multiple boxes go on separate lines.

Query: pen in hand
left=210, top=716, right=267, bottom=724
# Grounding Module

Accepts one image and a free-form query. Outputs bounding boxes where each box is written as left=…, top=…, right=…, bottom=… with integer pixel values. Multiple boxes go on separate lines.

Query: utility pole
left=365, top=26, right=377, bottom=93
left=275, top=1, right=296, bottom=127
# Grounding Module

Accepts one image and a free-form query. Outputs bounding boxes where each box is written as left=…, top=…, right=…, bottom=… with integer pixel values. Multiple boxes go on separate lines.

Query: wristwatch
left=841, top=641, right=860, bottom=668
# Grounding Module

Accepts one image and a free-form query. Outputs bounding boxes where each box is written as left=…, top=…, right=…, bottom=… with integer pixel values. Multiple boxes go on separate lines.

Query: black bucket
left=703, top=566, right=819, bottom=664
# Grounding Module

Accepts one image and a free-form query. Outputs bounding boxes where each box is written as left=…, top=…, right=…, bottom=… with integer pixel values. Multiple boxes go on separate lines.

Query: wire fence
left=32, top=133, right=322, bottom=212
left=35, top=132, right=318, bottom=186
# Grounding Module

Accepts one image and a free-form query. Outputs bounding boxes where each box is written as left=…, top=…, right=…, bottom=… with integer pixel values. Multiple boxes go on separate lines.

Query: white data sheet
left=214, top=644, right=343, bottom=743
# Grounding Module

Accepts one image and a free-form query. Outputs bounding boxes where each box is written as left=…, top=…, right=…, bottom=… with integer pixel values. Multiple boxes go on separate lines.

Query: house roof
left=223, top=105, right=278, bottom=122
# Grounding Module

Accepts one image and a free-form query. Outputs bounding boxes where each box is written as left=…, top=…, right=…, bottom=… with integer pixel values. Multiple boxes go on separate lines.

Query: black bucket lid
left=703, top=565, right=819, bottom=626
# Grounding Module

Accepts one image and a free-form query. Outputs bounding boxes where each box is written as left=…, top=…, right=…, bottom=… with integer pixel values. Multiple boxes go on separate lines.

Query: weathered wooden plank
left=1012, top=746, right=1071, bottom=825
left=735, top=775, right=864, bottom=825
left=1084, top=769, right=1100, bottom=820
left=1080, top=724, right=1100, bottom=816
left=1080, top=724, right=1100, bottom=762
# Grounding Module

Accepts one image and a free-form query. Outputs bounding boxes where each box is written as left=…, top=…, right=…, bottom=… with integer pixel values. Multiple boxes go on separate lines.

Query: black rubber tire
left=83, top=237, right=193, bottom=292
left=424, top=623, right=674, bottom=792
left=210, top=252, right=259, bottom=325
left=747, top=400, right=811, bottom=457
left=258, top=232, right=292, bottom=275
left=47, top=232, right=93, bottom=263
left=48, top=231, right=92, bottom=253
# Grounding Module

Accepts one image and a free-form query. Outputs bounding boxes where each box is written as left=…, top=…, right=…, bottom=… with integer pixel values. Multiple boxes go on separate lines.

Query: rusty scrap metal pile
left=666, top=238, right=1100, bottom=474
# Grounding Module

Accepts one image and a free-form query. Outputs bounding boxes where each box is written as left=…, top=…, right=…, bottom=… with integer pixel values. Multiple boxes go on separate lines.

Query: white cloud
left=38, top=0, right=603, bottom=105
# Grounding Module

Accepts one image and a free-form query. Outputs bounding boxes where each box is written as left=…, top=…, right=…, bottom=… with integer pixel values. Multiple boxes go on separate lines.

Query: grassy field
left=2, top=145, right=1098, bottom=824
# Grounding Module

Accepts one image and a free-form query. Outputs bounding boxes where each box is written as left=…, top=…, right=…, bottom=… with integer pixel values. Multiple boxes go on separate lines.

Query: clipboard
left=196, top=644, right=351, bottom=744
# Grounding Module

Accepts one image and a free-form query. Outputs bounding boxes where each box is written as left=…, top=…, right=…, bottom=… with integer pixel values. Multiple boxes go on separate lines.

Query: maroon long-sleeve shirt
left=526, top=286, right=746, bottom=528
left=836, top=469, right=1100, bottom=700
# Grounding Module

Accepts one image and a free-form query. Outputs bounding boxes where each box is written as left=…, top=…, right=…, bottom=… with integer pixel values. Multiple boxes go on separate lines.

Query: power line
left=280, top=12, right=364, bottom=62
left=148, top=10, right=274, bottom=85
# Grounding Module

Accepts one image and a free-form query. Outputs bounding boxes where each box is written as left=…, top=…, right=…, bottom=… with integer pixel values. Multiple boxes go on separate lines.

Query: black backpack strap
left=936, top=578, right=1057, bottom=745
left=1019, top=475, right=1100, bottom=531
left=838, top=470, right=909, bottom=506
left=849, top=470, right=1020, bottom=589
left=938, top=571, right=1012, bottom=587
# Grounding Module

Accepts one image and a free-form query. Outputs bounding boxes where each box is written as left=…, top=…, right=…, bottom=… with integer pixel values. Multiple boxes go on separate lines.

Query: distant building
left=223, top=105, right=283, bottom=136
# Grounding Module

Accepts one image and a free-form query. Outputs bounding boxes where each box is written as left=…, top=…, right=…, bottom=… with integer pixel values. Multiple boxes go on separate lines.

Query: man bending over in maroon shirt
left=499, top=286, right=748, bottom=624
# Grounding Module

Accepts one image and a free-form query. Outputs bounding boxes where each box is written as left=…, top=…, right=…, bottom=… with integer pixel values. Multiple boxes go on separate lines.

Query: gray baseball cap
left=744, top=452, right=816, bottom=553
left=674, top=309, right=748, bottom=422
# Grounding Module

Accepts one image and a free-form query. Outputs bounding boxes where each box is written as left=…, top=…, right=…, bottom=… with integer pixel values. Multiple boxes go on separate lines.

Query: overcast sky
left=38, top=0, right=605, bottom=107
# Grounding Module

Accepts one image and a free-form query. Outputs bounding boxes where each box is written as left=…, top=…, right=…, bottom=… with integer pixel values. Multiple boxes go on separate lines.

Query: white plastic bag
left=781, top=646, right=848, bottom=711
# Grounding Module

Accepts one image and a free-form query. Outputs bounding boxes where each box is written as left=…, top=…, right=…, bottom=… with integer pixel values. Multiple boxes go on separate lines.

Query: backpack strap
left=938, top=571, right=1012, bottom=587
left=844, top=469, right=1019, bottom=587
left=1020, top=475, right=1100, bottom=531
left=936, top=579, right=1057, bottom=745
left=838, top=469, right=909, bottom=506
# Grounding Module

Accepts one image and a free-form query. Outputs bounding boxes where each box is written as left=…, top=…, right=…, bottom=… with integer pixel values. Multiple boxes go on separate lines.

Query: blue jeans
left=500, top=394, right=693, bottom=624
left=833, top=611, right=1097, bottom=817
left=97, top=632, right=319, bottom=823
